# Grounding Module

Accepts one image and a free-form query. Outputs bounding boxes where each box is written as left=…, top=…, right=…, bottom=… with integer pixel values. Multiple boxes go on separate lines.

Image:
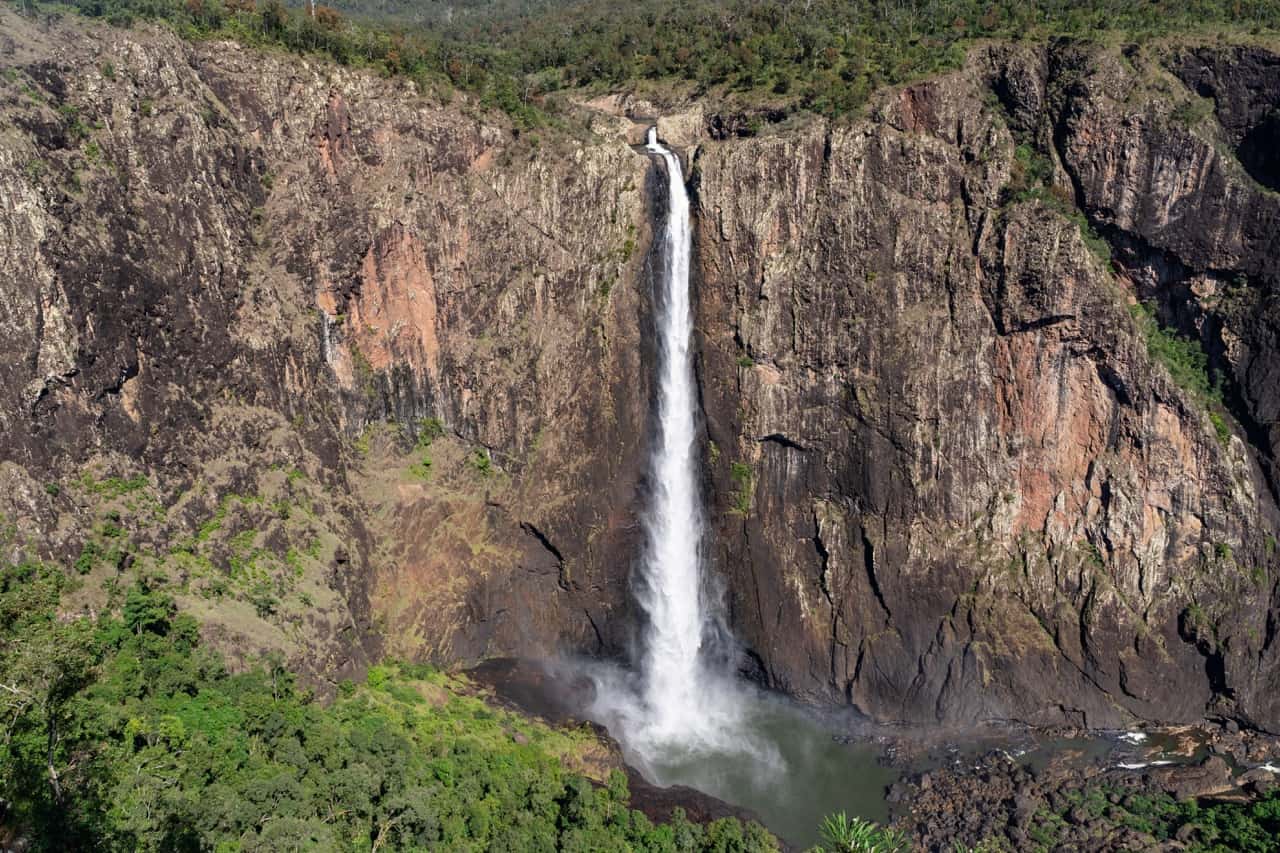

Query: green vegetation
left=353, top=422, right=376, bottom=456
left=1052, top=783, right=1280, bottom=852
left=1172, top=96, right=1215, bottom=127
left=729, top=461, right=753, bottom=515
left=9, top=0, right=1278, bottom=128
left=417, top=416, right=445, bottom=444
left=22, top=157, right=46, bottom=182
left=70, top=467, right=330, bottom=621
left=1005, top=144, right=1112, bottom=266
left=78, top=472, right=149, bottom=499
left=1011, top=143, right=1053, bottom=191
left=0, top=559, right=779, bottom=851
left=1185, top=600, right=1209, bottom=631
left=814, top=812, right=910, bottom=852
left=469, top=447, right=493, bottom=476
left=1128, top=302, right=1234, bottom=447
left=1129, top=302, right=1219, bottom=403
left=407, top=417, right=445, bottom=479
left=1210, top=410, right=1232, bottom=446
left=1027, top=808, right=1068, bottom=848
left=408, top=455, right=433, bottom=479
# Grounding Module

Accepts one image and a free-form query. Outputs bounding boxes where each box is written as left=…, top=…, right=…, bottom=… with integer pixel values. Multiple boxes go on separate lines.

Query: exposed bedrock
left=2, top=12, right=1280, bottom=730
left=696, top=41, right=1280, bottom=730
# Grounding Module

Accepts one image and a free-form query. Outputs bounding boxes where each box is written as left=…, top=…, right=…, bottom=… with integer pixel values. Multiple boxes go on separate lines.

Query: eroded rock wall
left=0, top=11, right=654, bottom=678
left=695, top=42, right=1280, bottom=730
left=3, top=10, right=1279, bottom=731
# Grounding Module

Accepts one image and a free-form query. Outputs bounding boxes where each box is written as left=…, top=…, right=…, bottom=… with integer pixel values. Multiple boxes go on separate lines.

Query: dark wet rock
left=1151, top=755, right=1234, bottom=801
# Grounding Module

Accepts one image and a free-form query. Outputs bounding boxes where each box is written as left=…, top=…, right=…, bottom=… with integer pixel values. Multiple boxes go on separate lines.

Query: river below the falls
left=468, top=658, right=1237, bottom=849
left=625, top=685, right=895, bottom=846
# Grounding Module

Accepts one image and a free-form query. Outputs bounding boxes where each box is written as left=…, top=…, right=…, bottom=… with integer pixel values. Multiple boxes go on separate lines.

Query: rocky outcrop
left=0, top=10, right=654, bottom=678
left=2, top=11, right=1279, bottom=732
left=695, top=42, right=1280, bottom=730
left=892, top=725, right=1280, bottom=850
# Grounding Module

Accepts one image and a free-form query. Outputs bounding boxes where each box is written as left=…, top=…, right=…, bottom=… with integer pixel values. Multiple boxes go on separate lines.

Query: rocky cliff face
left=695, top=41, right=1280, bottom=730
left=0, top=10, right=653, bottom=681
left=2, top=11, right=1279, bottom=730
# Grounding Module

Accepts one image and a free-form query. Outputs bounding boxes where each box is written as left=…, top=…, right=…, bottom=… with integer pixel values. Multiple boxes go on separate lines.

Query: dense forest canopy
left=14, top=0, right=1280, bottom=126
left=0, top=561, right=780, bottom=851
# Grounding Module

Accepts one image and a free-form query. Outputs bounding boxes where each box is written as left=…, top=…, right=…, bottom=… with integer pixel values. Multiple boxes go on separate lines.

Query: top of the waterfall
left=646, top=125, right=660, bottom=151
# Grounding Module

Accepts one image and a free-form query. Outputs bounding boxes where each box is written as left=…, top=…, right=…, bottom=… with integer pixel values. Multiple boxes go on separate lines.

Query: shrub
left=1171, top=97, right=1214, bottom=128
left=417, top=416, right=445, bottom=446
left=1210, top=411, right=1231, bottom=446
left=409, top=455, right=433, bottom=479
left=1129, top=302, right=1222, bottom=408
left=816, top=812, right=910, bottom=853
left=470, top=448, right=493, bottom=476
left=74, top=541, right=100, bottom=574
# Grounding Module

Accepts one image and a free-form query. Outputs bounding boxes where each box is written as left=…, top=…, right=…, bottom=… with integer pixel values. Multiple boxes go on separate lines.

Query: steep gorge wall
left=3, top=11, right=1280, bottom=731
left=0, top=11, right=655, bottom=679
left=694, top=41, right=1280, bottom=730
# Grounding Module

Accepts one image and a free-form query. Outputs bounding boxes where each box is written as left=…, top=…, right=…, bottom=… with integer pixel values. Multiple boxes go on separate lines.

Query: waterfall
left=581, top=126, right=779, bottom=784
left=636, top=126, right=708, bottom=744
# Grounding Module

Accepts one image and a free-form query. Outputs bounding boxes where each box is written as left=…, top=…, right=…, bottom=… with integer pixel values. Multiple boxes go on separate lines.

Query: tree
left=0, top=563, right=98, bottom=828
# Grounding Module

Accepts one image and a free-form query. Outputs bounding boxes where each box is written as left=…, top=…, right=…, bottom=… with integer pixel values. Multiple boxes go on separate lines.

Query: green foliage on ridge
left=0, top=559, right=779, bottom=852
left=7, top=0, right=1279, bottom=128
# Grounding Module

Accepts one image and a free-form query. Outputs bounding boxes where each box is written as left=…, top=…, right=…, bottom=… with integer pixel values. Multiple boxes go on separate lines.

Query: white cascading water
left=635, top=126, right=708, bottom=745
left=572, top=132, right=884, bottom=839
left=581, top=127, right=777, bottom=775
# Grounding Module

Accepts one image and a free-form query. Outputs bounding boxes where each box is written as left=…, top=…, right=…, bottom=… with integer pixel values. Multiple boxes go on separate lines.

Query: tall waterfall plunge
left=636, top=127, right=711, bottom=744
left=584, top=128, right=776, bottom=772
left=568, top=128, right=893, bottom=846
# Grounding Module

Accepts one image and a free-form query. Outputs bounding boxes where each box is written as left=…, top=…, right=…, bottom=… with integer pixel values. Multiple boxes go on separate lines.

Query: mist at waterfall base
left=575, top=657, right=894, bottom=846
left=568, top=129, right=894, bottom=847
